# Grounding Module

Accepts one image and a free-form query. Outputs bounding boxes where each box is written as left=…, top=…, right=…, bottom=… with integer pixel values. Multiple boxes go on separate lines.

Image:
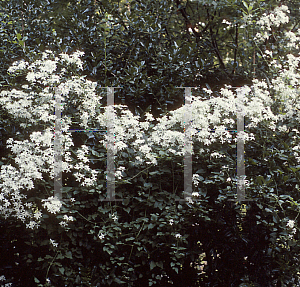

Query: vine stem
left=128, top=210, right=146, bottom=261
left=45, top=251, right=59, bottom=282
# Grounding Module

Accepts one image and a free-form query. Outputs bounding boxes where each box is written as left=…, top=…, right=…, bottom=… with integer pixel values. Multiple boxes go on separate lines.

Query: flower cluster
left=73, top=145, right=98, bottom=186
left=0, top=50, right=100, bottom=227
left=59, top=214, right=76, bottom=228
left=286, top=220, right=297, bottom=240
left=42, top=196, right=62, bottom=214
left=255, top=5, right=290, bottom=42
left=0, top=275, right=12, bottom=287
left=287, top=219, right=295, bottom=229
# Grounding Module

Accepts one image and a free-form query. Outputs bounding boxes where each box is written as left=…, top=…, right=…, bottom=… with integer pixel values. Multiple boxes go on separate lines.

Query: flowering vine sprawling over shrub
left=0, top=47, right=297, bottom=225
left=0, top=3, right=300, bottom=287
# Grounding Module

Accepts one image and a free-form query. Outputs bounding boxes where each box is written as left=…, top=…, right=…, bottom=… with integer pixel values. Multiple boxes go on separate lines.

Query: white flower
left=287, top=220, right=295, bottom=229
left=63, top=215, right=75, bottom=222
left=33, top=210, right=42, bottom=220
left=26, top=72, right=36, bottom=82
left=210, top=152, right=225, bottom=158
left=26, top=221, right=39, bottom=229
left=186, top=197, right=194, bottom=204
left=175, top=233, right=182, bottom=239
left=192, top=174, right=202, bottom=187
left=111, top=214, right=118, bottom=222
left=222, top=19, right=231, bottom=26
left=41, top=60, right=56, bottom=73
left=77, top=145, right=89, bottom=163
left=264, top=50, right=273, bottom=57
left=145, top=112, right=155, bottom=121
left=7, top=60, right=28, bottom=73
left=169, top=219, right=174, bottom=225
left=0, top=275, right=5, bottom=282
left=59, top=221, right=68, bottom=228
left=115, top=166, right=126, bottom=180
left=98, top=233, right=105, bottom=240
left=50, top=239, right=58, bottom=247
left=42, top=196, right=62, bottom=214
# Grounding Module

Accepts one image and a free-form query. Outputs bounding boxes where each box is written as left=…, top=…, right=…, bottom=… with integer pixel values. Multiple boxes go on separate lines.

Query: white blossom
left=192, top=192, right=200, bottom=197
left=186, top=197, right=194, bottom=204
left=42, top=196, right=62, bottom=214
left=50, top=239, right=58, bottom=248
left=98, top=233, right=105, bottom=240
left=63, top=215, right=75, bottom=222
left=59, top=221, right=68, bottom=228
left=111, top=214, right=118, bottom=222
left=7, top=60, right=28, bottom=73
left=33, top=210, right=43, bottom=220
left=175, top=233, right=182, bottom=239
left=287, top=220, right=295, bottom=229
left=26, top=221, right=39, bottom=229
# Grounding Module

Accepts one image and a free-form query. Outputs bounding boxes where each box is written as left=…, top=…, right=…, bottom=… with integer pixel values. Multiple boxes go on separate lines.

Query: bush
left=1, top=1, right=300, bottom=286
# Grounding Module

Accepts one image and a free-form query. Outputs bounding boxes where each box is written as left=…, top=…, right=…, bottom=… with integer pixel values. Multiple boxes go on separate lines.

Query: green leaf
left=148, top=223, right=155, bottom=229
left=149, top=171, right=159, bottom=176
left=103, top=246, right=113, bottom=255
left=59, top=267, right=65, bottom=275
left=125, top=237, right=135, bottom=241
left=256, top=175, right=265, bottom=185
left=65, top=251, right=72, bottom=259
left=123, top=197, right=130, bottom=206
left=57, top=253, right=64, bottom=259
left=150, top=261, right=156, bottom=270
left=144, top=182, right=152, bottom=188
left=16, top=33, right=22, bottom=40
left=91, top=149, right=100, bottom=157
left=151, top=214, right=158, bottom=221
left=124, top=207, right=131, bottom=213
left=114, top=277, right=126, bottom=284
left=273, top=215, right=279, bottom=223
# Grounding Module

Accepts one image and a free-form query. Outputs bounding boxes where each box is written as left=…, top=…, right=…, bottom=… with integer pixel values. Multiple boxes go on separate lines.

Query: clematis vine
left=0, top=4, right=299, bottom=234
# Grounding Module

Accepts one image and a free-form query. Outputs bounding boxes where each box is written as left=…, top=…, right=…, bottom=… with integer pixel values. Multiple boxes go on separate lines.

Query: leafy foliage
left=1, top=1, right=300, bottom=287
